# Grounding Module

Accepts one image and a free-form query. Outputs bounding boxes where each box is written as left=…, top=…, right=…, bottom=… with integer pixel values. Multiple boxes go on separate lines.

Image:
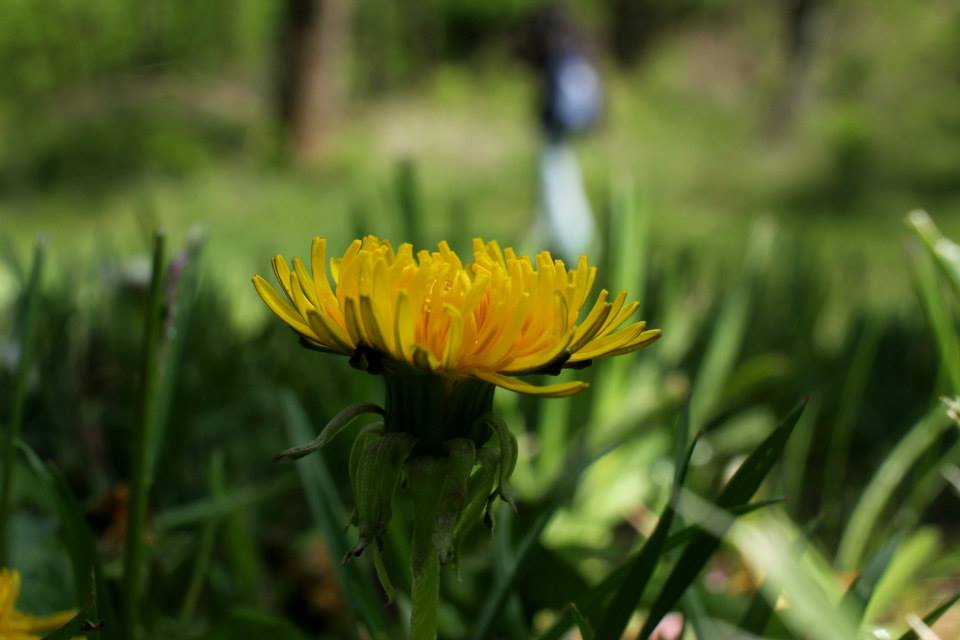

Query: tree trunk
left=276, top=0, right=350, bottom=165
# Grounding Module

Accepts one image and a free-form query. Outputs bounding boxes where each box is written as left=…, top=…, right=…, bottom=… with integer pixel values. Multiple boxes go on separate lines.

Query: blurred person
left=520, top=3, right=603, bottom=264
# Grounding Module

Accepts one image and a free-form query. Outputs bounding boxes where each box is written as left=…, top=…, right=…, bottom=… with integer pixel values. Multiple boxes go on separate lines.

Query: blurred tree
left=607, top=0, right=698, bottom=67
left=276, top=0, right=351, bottom=164
left=767, top=0, right=824, bottom=139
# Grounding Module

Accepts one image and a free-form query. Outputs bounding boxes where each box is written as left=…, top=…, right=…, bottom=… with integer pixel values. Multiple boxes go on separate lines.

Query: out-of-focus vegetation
left=2, top=0, right=960, bottom=638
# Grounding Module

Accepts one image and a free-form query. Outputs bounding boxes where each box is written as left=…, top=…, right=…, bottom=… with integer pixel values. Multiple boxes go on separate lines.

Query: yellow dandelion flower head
left=253, top=236, right=660, bottom=396
left=0, top=568, right=77, bottom=638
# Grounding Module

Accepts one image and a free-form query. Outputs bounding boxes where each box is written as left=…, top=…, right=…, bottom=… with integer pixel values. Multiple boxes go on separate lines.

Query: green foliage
left=1, top=183, right=959, bottom=638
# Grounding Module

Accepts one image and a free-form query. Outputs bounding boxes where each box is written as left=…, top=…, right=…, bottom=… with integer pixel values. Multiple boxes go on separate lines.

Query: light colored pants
left=531, top=141, right=596, bottom=264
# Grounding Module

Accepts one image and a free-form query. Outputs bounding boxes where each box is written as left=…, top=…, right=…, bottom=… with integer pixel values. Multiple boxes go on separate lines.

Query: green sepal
left=481, top=415, right=519, bottom=508
left=346, top=422, right=385, bottom=529
left=370, top=541, right=395, bottom=604
left=433, top=438, right=477, bottom=565
left=451, top=438, right=502, bottom=569
left=274, top=402, right=385, bottom=461
left=348, top=431, right=416, bottom=559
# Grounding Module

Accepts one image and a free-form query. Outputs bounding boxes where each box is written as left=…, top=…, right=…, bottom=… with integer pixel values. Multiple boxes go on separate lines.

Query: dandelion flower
left=253, top=235, right=659, bottom=397
left=0, top=569, right=76, bottom=639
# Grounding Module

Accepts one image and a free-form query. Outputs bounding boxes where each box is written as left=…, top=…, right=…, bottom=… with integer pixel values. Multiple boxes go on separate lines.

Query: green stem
left=122, top=232, right=166, bottom=640
left=408, top=457, right=445, bottom=640
left=0, top=241, right=44, bottom=566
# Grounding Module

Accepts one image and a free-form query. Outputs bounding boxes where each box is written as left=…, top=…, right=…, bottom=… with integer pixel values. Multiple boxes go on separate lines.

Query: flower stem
left=408, top=457, right=445, bottom=640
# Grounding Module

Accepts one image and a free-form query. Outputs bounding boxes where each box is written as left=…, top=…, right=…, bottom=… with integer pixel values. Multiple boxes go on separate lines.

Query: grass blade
left=146, top=233, right=205, bottom=487
left=536, top=498, right=784, bottom=640
left=823, top=315, right=883, bottom=513
left=910, top=242, right=960, bottom=394
left=895, top=590, right=960, bottom=640
left=840, top=534, right=901, bottom=624
left=689, top=220, right=775, bottom=433
left=469, top=509, right=552, bottom=640
left=592, top=181, right=649, bottom=424
left=396, top=158, right=424, bottom=248
left=566, top=603, right=595, bottom=640
left=178, top=451, right=226, bottom=624
left=865, top=528, right=940, bottom=625
left=637, top=400, right=805, bottom=638
left=154, top=475, right=299, bottom=532
left=837, top=408, right=951, bottom=570
left=907, top=210, right=960, bottom=299
left=122, top=231, right=166, bottom=640
left=682, top=587, right=719, bottom=639
left=595, top=411, right=697, bottom=640
left=737, top=518, right=818, bottom=636
left=0, top=239, right=44, bottom=564
left=782, top=395, right=820, bottom=513
left=471, top=427, right=616, bottom=639
left=729, top=514, right=860, bottom=639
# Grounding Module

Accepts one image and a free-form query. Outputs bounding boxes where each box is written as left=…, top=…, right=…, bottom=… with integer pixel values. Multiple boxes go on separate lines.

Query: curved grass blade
left=637, top=400, right=805, bottom=638
left=840, top=534, right=902, bottom=624
left=737, top=517, right=819, bottom=636
left=275, top=402, right=385, bottom=461
left=566, top=603, right=595, bottom=640
left=728, top=514, right=860, bottom=639
left=895, top=590, right=960, bottom=640
left=907, top=210, right=960, bottom=299
left=865, top=528, right=940, bottom=625
left=837, top=408, right=950, bottom=570
left=909, top=241, right=960, bottom=394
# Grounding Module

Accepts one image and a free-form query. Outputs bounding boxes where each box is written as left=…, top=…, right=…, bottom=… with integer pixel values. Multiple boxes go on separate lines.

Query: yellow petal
left=292, top=257, right=320, bottom=308
left=394, top=291, right=415, bottom=361
left=442, top=304, right=464, bottom=370
left=502, top=326, right=575, bottom=374
left=413, top=345, right=440, bottom=372
left=473, top=370, right=588, bottom=397
left=360, top=294, right=390, bottom=353
left=343, top=297, right=366, bottom=346
left=306, top=309, right=353, bottom=353
left=271, top=255, right=295, bottom=301
left=252, top=275, right=312, bottom=335
left=568, top=322, right=648, bottom=362
left=568, top=290, right=612, bottom=352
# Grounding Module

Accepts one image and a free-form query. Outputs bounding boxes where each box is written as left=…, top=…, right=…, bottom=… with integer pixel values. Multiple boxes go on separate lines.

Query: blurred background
left=2, top=0, right=960, bottom=638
